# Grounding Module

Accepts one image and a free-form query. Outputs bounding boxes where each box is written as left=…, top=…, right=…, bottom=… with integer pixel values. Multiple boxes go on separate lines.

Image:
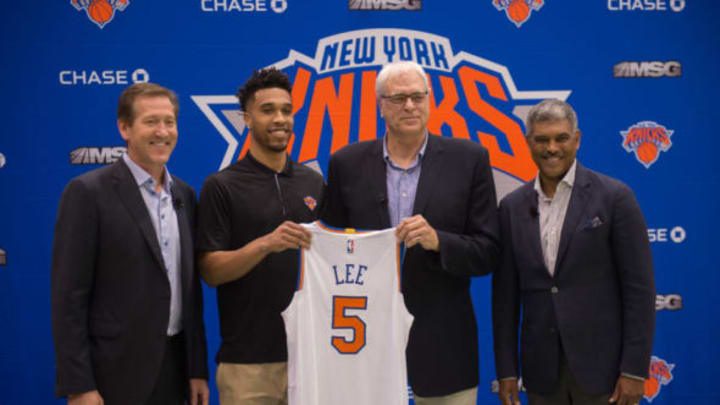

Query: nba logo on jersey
left=346, top=238, right=355, bottom=254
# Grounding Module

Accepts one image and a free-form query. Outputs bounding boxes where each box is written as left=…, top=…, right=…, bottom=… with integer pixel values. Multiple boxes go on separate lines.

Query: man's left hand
left=609, top=375, right=644, bottom=405
left=189, top=378, right=209, bottom=405
left=396, top=215, right=439, bottom=251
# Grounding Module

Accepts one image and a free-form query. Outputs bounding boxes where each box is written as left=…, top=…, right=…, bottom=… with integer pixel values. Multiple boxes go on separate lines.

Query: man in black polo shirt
left=196, top=68, right=324, bottom=405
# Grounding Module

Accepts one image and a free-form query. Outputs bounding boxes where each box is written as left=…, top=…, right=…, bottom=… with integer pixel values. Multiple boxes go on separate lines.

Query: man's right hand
left=68, top=390, right=104, bottom=405
left=498, top=379, right=521, bottom=405
left=262, top=221, right=312, bottom=253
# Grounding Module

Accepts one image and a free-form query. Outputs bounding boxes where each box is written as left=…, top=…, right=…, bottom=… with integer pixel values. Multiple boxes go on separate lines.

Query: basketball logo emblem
left=492, top=0, right=544, bottom=27
left=644, top=356, right=675, bottom=402
left=303, top=196, right=317, bottom=211
left=71, top=0, right=129, bottom=29
left=620, top=121, right=673, bottom=169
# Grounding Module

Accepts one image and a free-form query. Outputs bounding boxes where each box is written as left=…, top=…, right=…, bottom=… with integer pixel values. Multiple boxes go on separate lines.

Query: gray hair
left=375, top=61, right=430, bottom=99
left=525, top=99, right=579, bottom=137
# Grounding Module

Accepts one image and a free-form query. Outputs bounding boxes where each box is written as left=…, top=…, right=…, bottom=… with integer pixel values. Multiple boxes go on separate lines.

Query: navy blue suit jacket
left=492, top=163, right=655, bottom=395
left=322, top=134, right=500, bottom=396
left=51, top=159, right=208, bottom=403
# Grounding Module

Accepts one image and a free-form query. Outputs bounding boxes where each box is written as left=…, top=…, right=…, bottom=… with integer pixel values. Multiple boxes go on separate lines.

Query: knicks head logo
left=644, top=355, right=675, bottom=402
left=71, top=0, right=129, bottom=29
left=621, top=121, right=673, bottom=169
left=303, top=196, right=317, bottom=211
left=193, top=28, right=570, bottom=200
left=493, top=0, right=544, bottom=27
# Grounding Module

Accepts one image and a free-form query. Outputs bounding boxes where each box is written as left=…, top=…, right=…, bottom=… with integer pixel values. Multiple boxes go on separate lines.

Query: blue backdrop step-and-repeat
left=1, top=1, right=718, bottom=404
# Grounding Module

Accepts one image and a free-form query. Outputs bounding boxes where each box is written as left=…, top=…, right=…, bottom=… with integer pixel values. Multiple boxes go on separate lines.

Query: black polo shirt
left=196, top=153, right=324, bottom=364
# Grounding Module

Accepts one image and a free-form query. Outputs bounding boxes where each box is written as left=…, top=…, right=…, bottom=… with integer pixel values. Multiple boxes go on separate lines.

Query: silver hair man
left=525, top=99, right=579, bottom=136
left=375, top=61, right=431, bottom=98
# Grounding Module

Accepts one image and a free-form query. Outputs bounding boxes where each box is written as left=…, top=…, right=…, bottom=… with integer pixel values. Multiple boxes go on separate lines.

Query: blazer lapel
left=113, top=160, right=166, bottom=271
left=369, top=139, right=392, bottom=229
left=412, top=135, right=444, bottom=215
left=519, top=184, right=547, bottom=275
left=554, top=163, right=592, bottom=276
left=171, top=181, right=193, bottom=298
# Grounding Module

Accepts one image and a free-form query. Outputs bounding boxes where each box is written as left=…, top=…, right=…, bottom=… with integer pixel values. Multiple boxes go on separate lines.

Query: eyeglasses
left=381, top=91, right=428, bottom=105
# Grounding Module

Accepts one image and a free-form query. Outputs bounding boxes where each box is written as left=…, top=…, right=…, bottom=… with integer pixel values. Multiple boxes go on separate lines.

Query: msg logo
left=655, top=294, right=682, bottom=311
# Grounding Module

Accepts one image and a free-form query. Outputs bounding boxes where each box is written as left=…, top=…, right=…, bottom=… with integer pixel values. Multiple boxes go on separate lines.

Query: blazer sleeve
left=492, top=199, right=521, bottom=379
left=435, top=147, right=500, bottom=276
left=51, top=178, right=99, bottom=397
left=320, top=153, right=346, bottom=228
left=612, top=184, right=656, bottom=378
left=184, top=187, right=209, bottom=379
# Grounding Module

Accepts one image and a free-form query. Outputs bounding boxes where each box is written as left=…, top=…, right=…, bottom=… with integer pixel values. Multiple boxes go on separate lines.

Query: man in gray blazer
left=492, top=99, right=655, bottom=405
left=52, top=83, right=209, bottom=405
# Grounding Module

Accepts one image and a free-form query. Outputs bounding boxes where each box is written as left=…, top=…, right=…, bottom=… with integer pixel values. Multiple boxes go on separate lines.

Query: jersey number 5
left=331, top=296, right=367, bottom=354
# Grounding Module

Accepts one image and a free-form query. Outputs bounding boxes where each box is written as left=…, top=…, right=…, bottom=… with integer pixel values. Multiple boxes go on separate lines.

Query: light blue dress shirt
left=383, top=133, right=428, bottom=227
left=122, top=153, right=182, bottom=336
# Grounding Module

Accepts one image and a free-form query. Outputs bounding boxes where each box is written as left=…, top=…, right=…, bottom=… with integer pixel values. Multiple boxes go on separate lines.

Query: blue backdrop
left=1, top=1, right=718, bottom=403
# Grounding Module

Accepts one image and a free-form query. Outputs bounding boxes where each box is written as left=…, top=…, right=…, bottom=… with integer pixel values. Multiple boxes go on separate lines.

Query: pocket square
left=584, top=216, right=603, bottom=229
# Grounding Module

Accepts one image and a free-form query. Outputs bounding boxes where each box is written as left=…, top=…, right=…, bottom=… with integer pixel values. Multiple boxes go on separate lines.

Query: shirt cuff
left=621, top=372, right=646, bottom=381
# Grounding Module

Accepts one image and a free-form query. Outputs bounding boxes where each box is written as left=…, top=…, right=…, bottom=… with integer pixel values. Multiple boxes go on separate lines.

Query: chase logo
left=70, top=147, right=126, bottom=165
left=71, top=0, right=129, bottom=29
left=349, top=0, right=421, bottom=10
left=192, top=29, right=570, bottom=200
left=608, top=0, right=685, bottom=12
left=620, top=121, right=673, bottom=169
left=644, top=356, right=675, bottom=402
left=201, top=0, right=288, bottom=13
left=492, top=0, right=544, bottom=28
left=59, top=68, right=149, bottom=86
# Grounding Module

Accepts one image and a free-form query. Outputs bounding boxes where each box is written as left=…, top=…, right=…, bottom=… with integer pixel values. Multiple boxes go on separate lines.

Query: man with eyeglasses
left=322, top=61, right=500, bottom=405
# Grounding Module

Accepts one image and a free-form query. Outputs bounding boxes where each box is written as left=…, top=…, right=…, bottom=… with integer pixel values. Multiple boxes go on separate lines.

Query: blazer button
left=551, top=286, right=559, bottom=294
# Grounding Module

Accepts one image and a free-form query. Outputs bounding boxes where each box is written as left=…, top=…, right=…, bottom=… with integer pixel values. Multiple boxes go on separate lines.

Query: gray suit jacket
left=492, top=163, right=655, bottom=395
left=51, top=159, right=208, bottom=404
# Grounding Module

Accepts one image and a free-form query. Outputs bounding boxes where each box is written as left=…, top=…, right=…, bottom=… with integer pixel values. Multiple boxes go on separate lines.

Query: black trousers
left=144, top=333, right=187, bottom=405
left=528, top=351, right=611, bottom=405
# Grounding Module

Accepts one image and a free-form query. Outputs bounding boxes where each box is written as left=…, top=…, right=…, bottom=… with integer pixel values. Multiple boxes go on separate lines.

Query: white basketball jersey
left=282, top=221, right=414, bottom=405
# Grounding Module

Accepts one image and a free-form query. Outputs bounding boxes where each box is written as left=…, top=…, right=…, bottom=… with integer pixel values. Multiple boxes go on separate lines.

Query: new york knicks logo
left=71, top=0, right=129, bottom=29
left=303, top=196, right=317, bottom=211
left=620, top=121, right=673, bottom=169
left=644, top=355, right=674, bottom=402
left=492, top=0, right=544, bottom=27
left=192, top=28, right=570, bottom=200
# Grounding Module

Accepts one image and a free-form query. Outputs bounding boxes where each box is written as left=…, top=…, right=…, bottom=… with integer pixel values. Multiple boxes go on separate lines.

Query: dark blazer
left=492, top=163, right=655, bottom=396
left=51, top=159, right=208, bottom=404
left=322, top=134, right=500, bottom=397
